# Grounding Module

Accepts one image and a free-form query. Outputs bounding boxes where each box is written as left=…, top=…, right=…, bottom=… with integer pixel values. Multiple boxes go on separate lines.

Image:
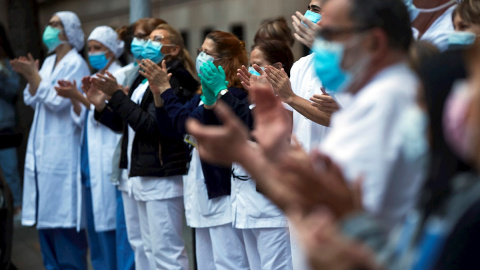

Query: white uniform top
left=22, top=49, right=90, bottom=229
left=230, top=164, right=287, bottom=229
left=183, top=147, right=232, bottom=228
left=413, top=5, right=456, bottom=52
left=127, top=80, right=183, bottom=202
left=320, top=63, right=426, bottom=230
left=70, top=61, right=125, bottom=232
left=287, top=53, right=348, bottom=152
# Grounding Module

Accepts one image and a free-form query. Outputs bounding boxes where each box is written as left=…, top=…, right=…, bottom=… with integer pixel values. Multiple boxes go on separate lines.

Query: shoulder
left=290, top=53, right=314, bottom=75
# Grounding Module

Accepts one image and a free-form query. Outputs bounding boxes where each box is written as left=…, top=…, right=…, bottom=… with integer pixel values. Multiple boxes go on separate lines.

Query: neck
left=347, top=50, right=406, bottom=95
left=55, top=43, right=73, bottom=63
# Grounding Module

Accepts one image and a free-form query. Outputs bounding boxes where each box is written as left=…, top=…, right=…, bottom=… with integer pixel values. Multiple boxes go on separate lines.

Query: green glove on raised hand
left=200, top=62, right=228, bottom=94
left=199, top=74, right=217, bottom=106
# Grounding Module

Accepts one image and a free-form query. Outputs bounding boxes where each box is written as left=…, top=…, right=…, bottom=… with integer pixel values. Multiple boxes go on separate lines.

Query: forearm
left=27, top=72, right=42, bottom=96
left=287, top=95, right=331, bottom=126
left=71, top=98, right=82, bottom=116
left=153, top=92, right=164, bottom=107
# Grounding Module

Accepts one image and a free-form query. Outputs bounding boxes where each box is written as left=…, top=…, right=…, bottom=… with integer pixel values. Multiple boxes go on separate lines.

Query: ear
left=169, top=45, right=181, bottom=57
left=368, top=28, right=389, bottom=62
left=105, top=50, right=115, bottom=60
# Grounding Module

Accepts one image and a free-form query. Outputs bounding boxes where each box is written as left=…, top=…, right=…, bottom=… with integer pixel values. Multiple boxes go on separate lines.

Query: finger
left=28, top=53, right=34, bottom=62
left=218, top=65, right=226, bottom=79
left=252, top=64, right=265, bottom=75
left=35, top=60, right=40, bottom=70
left=240, top=81, right=251, bottom=92
left=161, top=60, right=167, bottom=71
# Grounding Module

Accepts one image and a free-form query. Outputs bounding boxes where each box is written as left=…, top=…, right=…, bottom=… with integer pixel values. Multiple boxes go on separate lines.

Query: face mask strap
left=415, top=0, right=456, bottom=13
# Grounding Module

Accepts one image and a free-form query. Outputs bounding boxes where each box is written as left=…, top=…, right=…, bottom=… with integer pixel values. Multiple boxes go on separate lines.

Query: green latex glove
left=199, top=74, right=216, bottom=106
left=200, top=62, right=228, bottom=97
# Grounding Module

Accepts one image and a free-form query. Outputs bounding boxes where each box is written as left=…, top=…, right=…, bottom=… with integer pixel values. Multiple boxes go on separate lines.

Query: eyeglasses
left=133, top=33, right=149, bottom=41
left=46, top=21, right=63, bottom=29
left=307, top=4, right=322, bottom=13
left=316, top=25, right=373, bottom=41
left=197, top=48, right=220, bottom=59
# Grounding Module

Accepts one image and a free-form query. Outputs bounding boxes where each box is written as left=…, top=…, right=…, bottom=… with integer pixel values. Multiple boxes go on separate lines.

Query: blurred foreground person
left=10, top=11, right=90, bottom=270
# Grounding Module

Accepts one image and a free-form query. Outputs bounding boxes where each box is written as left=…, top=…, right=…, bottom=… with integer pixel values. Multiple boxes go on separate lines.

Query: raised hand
left=139, top=59, right=172, bottom=95
left=264, top=65, right=295, bottom=103
left=310, top=93, right=341, bottom=115
left=292, top=11, right=321, bottom=49
left=199, top=62, right=229, bottom=106
left=249, top=76, right=291, bottom=160
left=55, top=80, right=79, bottom=99
left=237, top=65, right=252, bottom=91
left=186, top=101, right=251, bottom=165
left=10, top=53, right=39, bottom=79
left=92, top=70, right=120, bottom=96
left=288, top=208, right=380, bottom=270
left=280, top=147, right=363, bottom=219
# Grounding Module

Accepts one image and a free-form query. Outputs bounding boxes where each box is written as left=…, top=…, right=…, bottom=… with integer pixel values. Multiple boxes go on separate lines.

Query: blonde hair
left=154, top=24, right=196, bottom=77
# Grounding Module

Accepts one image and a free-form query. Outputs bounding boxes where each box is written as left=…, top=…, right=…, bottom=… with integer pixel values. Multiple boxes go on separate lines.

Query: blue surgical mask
left=196, top=51, right=215, bottom=75
left=303, top=10, right=322, bottom=27
left=43, top=26, right=65, bottom=52
left=131, top=37, right=146, bottom=60
left=311, top=38, right=351, bottom=93
left=448, top=31, right=478, bottom=49
left=141, top=40, right=164, bottom=64
left=88, top=51, right=109, bottom=70
left=248, top=66, right=265, bottom=76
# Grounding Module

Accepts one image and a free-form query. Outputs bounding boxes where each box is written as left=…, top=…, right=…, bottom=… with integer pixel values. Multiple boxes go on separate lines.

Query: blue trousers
left=85, top=186, right=117, bottom=270
left=38, top=228, right=88, bottom=270
left=0, top=147, right=22, bottom=207
left=115, top=189, right=135, bottom=270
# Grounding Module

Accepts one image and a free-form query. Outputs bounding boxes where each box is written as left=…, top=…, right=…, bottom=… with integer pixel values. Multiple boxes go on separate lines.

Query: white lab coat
left=184, top=148, right=232, bottom=228
left=22, top=49, right=90, bottom=229
left=71, top=62, right=126, bottom=232
left=230, top=164, right=287, bottom=229
left=320, top=63, right=427, bottom=230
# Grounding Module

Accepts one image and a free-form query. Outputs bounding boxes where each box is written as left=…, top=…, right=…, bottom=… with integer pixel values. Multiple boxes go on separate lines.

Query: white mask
left=196, top=51, right=215, bottom=75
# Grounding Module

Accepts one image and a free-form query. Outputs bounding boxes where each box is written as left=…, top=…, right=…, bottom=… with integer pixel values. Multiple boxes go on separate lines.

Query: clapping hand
left=91, top=70, right=123, bottom=97
left=139, top=59, right=172, bottom=95
left=292, top=11, right=321, bottom=49
left=10, top=53, right=39, bottom=79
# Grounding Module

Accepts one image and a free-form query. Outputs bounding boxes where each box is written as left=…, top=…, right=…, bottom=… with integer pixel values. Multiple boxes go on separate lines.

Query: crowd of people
left=2, top=0, right=480, bottom=269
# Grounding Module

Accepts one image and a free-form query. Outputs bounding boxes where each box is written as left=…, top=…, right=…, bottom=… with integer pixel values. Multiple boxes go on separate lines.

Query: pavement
left=10, top=220, right=196, bottom=270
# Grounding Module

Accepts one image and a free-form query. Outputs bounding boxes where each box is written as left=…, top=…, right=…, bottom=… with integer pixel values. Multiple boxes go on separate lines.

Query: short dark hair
left=251, top=39, right=294, bottom=77
left=254, top=17, right=295, bottom=47
left=349, top=0, right=412, bottom=52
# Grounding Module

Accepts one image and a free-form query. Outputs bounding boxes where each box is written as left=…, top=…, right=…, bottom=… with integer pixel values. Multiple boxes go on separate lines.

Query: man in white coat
left=11, top=11, right=91, bottom=270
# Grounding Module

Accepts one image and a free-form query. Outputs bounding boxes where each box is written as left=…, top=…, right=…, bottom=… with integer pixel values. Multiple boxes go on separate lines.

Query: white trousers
left=195, top=224, right=249, bottom=270
left=122, top=191, right=150, bottom=270
left=242, top=227, right=293, bottom=270
left=136, top=196, right=189, bottom=270
left=290, top=226, right=311, bottom=270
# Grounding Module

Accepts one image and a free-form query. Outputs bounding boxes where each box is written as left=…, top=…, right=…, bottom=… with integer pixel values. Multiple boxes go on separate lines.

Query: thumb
left=73, top=80, right=77, bottom=88
left=225, top=81, right=229, bottom=86
left=218, top=65, right=226, bottom=78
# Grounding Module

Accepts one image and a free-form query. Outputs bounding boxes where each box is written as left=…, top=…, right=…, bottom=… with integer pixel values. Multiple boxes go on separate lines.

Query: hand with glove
left=199, top=61, right=228, bottom=106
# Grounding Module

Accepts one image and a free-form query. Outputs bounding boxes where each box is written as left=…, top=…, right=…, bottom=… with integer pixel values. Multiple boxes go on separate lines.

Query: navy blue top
left=160, top=87, right=249, bottom=199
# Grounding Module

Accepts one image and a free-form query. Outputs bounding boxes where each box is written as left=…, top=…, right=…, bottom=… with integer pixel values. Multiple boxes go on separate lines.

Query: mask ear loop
left=415, top=0, right=456, bottom=13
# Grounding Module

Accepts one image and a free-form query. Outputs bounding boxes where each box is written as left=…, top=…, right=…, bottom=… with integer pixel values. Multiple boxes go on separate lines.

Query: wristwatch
left=219, top=89, right=228, bottom=96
